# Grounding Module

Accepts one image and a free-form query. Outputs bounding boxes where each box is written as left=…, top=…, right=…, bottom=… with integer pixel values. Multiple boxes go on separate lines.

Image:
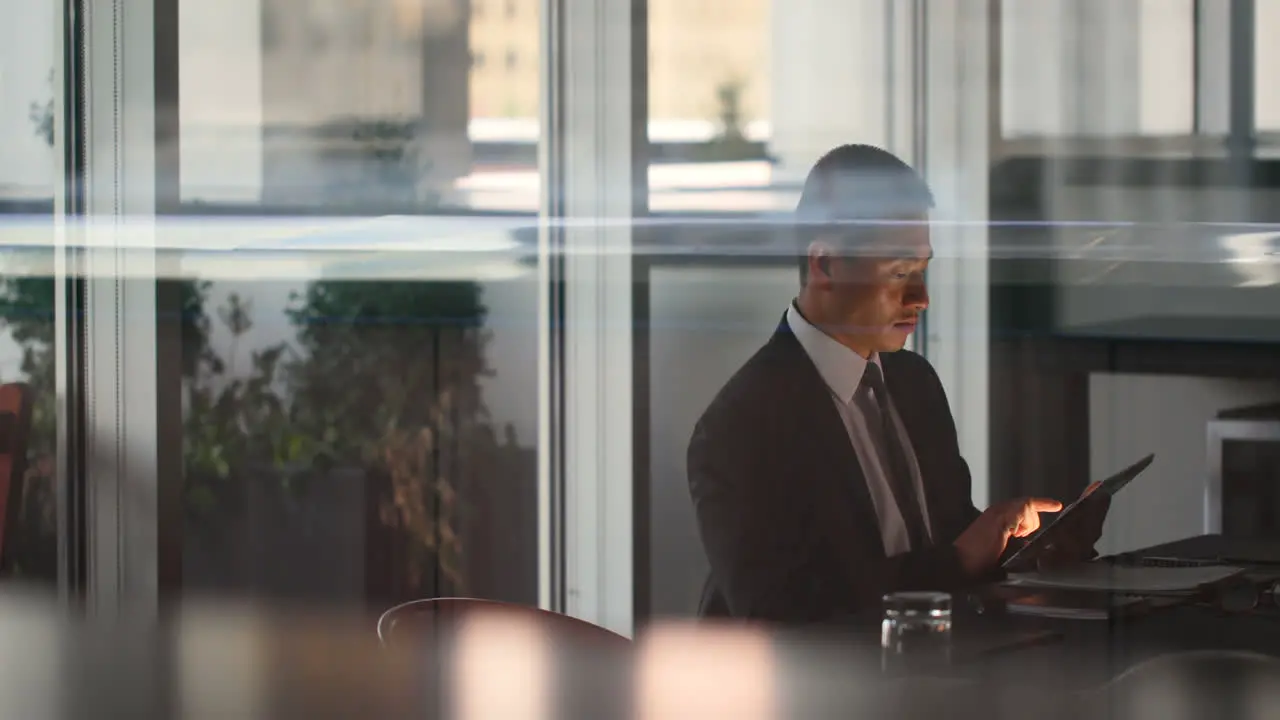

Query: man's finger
left=1003, top=506, right=1037, bottom=538
left=1001, top=511, right=1023, bottom=540
left=1018, top=509, right=1042, bottom=536
left=1027, top=498, right=1064, bottom=513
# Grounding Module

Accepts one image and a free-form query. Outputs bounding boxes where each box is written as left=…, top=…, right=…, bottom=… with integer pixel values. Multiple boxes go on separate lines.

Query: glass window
left=1257, top=0, right=1280, bottom=132
left=644, top=0, right=903, bottom=617
left=645, top=0, right=1280, bottom=624
left=647, top=0, right=773, bottom=214
left=173, top=0, right=540, bottom=608
left=0, top=1, right=58, bottom=584
left=1001, top=0, right=1194, bottom=140
left=996, top=0, right=1280, bottom=558
left=995, top=0, right=1278, bottom=345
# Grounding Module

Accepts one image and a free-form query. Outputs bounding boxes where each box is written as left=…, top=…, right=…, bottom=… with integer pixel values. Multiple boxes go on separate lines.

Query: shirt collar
left=786, top=301, right=880, bottom=404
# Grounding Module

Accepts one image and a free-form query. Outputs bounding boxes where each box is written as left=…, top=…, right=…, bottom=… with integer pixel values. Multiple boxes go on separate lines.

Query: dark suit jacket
left=687, top=317, right=985, bottom=624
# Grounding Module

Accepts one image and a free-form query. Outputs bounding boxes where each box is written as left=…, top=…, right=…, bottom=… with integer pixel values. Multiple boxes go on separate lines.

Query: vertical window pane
left=995, top=0, right=1280, bottom=559
left=1002, top=0, right=1194, bottom=140
left=0, top=1, right=58, bottom=584
left=174, top=0, right=540, bottom=608
left=648, top=0, right=1280, bottom=627
left=647, top=0, right=773, bottom=213
left=1257, top=0, right=1280, bottom=132
left=645, top=0, right=901, bottom=617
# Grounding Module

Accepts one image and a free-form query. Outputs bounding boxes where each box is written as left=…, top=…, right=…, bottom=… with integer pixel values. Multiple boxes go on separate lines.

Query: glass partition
left=0, top=0, right=60, bottom=584
left=171, top=0, right=541, bottom=608
left=995, top=0, right=1280, bottom=557
left=643, top=0, right=910, bottom=618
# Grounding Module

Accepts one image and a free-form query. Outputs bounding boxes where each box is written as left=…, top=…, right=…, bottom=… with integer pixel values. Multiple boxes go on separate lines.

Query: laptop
left=1117, top=534, right=1280, bottom=567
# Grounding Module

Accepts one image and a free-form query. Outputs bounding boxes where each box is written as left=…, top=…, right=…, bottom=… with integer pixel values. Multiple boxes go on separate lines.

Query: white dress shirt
left=786, top=303, right=932, bottom=556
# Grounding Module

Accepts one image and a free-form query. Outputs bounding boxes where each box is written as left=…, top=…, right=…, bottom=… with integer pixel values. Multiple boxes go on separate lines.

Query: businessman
left=687, top=144, right=1107, bottom=623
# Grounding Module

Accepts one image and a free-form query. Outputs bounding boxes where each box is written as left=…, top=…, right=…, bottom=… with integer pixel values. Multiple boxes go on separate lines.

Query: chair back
left=377, top=597, right=630, bottom=650
left=0, top=383, right=33, bottom=571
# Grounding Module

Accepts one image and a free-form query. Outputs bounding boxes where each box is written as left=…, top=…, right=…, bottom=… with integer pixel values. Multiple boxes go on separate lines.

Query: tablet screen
left=1001, top=453, right=1155, bottom=569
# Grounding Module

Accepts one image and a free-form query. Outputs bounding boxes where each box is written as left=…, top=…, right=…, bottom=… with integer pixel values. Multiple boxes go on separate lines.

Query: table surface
left=3, top=583, right=1280, bottom=718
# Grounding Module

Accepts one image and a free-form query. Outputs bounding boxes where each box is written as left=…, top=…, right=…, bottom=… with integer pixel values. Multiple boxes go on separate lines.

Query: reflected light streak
left=636, top=623, right=777, bottom=720
left=0, top=215, right=527, bottom=253
left=1217, top=232, right=1280, bottom=287
left=0, top=252, right=532, bottom=282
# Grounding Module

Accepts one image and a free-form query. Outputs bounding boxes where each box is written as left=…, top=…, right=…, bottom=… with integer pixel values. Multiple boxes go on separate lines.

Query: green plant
left=351, top=119, right=422, bottom=192
left=183, top=289, right=319, bottom=526
left=695, top=77, right=760, bottom=162
left=0, top=272, right=215, bottom=577
left=714, top=78, right=747, bottom=144
left=286, top=280, right=492, bottom=594
left=319, top=117, right=438, bottom=207
left=30, top=70, right=54, bottom=148
left=0, top=263, right=502, bottom=597
left=0, top=266, right=56, bottom=579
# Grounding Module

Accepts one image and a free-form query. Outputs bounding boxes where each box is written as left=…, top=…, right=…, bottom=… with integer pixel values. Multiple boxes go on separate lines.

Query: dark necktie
left=860, top=363, right=930, bottom=550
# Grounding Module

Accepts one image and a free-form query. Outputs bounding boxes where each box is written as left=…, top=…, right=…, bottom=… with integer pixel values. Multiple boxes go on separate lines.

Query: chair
left=376, top=597, right=631, bottom=650
left=0, top=383, right=33, bottom=572
left=378, top=598, right=631, bottom=718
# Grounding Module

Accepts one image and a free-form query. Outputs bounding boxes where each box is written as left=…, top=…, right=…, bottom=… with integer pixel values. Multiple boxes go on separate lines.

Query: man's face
left=812, top=216, right=931, bottom=355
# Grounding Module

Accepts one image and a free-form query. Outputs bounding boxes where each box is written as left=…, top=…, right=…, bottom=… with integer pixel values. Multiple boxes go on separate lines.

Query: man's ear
left=807, top=240, right=834, bottom=286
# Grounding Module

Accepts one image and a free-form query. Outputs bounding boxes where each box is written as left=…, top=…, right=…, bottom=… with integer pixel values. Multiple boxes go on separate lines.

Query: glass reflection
left=174, top=0, right=540, bottom=607
left=0, top=0, right=58, bottom=583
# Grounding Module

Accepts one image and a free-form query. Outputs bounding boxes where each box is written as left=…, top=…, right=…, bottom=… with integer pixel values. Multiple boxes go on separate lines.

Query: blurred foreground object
left=376, top=597, right=629, bottom=650
left=1, top=591, right=1278, bottom=719
left=377, top=597, right=631, bottom=720
left=1084, top=651, right=1280, bottom=720
left=0, top=594, right=432, bottom=719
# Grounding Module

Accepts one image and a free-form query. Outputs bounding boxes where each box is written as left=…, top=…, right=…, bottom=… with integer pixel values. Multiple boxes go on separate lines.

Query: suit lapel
left=769, top=320, right=887, bottom=556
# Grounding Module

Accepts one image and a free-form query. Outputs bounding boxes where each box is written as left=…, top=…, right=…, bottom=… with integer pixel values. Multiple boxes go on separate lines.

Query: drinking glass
left=880, top=591, right=952, bottom=673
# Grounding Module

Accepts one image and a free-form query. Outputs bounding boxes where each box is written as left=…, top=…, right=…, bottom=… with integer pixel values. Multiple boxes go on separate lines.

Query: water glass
left=880, top=591, right=952, bottom=673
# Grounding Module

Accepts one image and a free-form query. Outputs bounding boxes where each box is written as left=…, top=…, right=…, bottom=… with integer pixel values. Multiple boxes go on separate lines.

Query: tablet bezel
left=1001, top=453, right=1156, bottom=569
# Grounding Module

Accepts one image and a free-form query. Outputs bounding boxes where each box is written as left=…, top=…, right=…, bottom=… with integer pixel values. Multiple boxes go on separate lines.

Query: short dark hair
left=794, top=144, right=934, bottom=284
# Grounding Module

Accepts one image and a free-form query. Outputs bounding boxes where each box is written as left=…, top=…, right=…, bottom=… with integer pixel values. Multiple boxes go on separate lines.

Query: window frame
left=539, top=0, right=646, bottom=637
left=54, top=0, right=90, bottom=603
left=67, top=0, right=990, bottom=628
left=917, top=0, right=993, bottom=508
left=78, top=0, right=164, bottom=616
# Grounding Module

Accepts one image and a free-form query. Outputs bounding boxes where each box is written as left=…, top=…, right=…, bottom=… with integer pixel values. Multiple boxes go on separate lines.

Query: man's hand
left=954, top=497, right=1063, bottom=576
left=1036, top=482, right=1111, bottom=570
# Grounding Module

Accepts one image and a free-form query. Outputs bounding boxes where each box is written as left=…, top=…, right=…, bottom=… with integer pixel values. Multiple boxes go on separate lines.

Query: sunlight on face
left=817, top=217, right=932, bottom=355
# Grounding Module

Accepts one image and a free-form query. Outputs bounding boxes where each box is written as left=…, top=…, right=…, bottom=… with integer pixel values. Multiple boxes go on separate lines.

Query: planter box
left=184, top=465, right=366, bottom=607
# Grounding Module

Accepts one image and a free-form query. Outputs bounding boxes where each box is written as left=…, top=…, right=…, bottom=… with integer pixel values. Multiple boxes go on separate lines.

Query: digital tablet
left=1001, top=453, right=1155, bottom=570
